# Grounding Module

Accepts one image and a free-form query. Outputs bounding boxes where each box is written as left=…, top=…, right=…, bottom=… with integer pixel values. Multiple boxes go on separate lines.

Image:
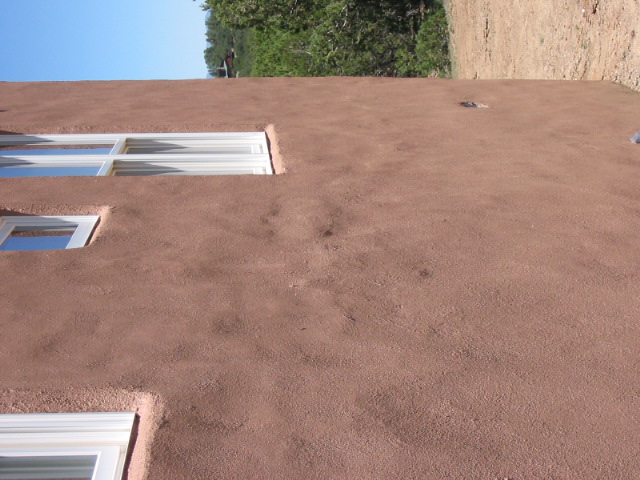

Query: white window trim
left=0, top=132, right=273, bottom=176
left=0, top=215, right=100, bottom=250
left=0, top=412, right=135, bottom=480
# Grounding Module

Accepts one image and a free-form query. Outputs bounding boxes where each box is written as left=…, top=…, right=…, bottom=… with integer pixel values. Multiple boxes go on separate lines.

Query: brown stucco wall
left=1, top=78, right=640, bottom=479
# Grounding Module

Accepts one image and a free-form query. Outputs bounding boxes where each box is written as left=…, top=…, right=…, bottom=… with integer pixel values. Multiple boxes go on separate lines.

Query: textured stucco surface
left=448, top=0, right=640, bottom=91
left=1, top=78, right=640, bottom=479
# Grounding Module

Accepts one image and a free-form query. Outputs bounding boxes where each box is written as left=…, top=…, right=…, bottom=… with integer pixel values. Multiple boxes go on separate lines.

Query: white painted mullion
left=0, top=219, right=13, bottom=247
left=113, top=132, right=265, bottom=140
left=0, top=412, right=134, bottom=437
left=257, top=133, right=269, bottom=155
left=0, top=132, right=268, bottom=145
left=0, top=216, right=94, bottom=228
left=109, top=138, right=128, bottom=154
left=92, top=446, right=121, bottom=480
left=96, top=160, right=114, bottom=176
left=66, top=216, right=100, bottom=249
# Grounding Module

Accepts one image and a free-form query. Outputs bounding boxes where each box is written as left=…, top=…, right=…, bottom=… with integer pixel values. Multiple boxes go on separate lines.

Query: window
left=0, top=216, right=99, bottom=251
left=0, top=133, right=273, bottom=176
left=0, top=412, right=135, bottom=480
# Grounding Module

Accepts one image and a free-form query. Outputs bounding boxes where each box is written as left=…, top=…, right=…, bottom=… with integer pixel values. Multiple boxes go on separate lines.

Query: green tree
left=414, top=5, right=450, bottom=77
left=201, top=0, right=450, bottom=78
left=203, top=0, right=322, bottom=31
left=252, top=28, right=313, bottom=77
left=204, top=8, right=254, bottom=77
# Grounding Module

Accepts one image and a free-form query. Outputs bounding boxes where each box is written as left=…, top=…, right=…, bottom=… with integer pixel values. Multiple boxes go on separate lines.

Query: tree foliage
left=251, top=28, right=312, bottom=77
left=203, top=9, right=253, bottom=77
left=414, top=6, right=450, bottom=77
left=201, top=0, right=450, bottom=78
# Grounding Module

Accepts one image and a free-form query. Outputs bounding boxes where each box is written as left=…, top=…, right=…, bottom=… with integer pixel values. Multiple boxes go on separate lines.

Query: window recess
left=0, top=216, right=99, bottom=251
left=0, top=412, right=135, bottom=480
left=0, top=133, right=273, bottom=176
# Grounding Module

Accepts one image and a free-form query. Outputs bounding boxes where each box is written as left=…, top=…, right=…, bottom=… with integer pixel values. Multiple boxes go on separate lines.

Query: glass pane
left=113, top=169, right=256, bottom=176
left=0, top=166, right=101, bottom=178
left=125, top=144, right=254, bottom=154
left=0, top=455, right=97, bottom=480
left=0, top=228, right=76, bottom=251
left=0, top=146, right=112, bottom=156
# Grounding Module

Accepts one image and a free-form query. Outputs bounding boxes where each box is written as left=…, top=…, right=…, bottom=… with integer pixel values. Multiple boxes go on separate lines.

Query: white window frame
left=0, top=215, right=100, bottom=250
left=0, top=412, right=135, bottom=480
left=0, top=132, right=273, bottom=176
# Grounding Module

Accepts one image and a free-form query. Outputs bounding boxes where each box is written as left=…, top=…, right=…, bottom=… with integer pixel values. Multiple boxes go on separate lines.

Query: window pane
left=125, top=144, right=254, bottom=154
left=0, top=166, right=101, bottom=178
left=0, top=455, right=97, bottom=480
left=0, top=228, right=76, bottom=251
left=112, top=168, right=261, bottom=176
left=0, top=146, right=112, bottom=156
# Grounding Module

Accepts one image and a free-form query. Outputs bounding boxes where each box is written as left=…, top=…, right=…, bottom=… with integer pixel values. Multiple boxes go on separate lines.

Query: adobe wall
left=1, top=78, right=639, bottom=478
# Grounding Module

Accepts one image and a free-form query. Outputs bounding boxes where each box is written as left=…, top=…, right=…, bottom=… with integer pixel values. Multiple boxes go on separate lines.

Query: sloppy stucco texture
left=1, top=78, right=640, bottom=479
left=448, top=0, right=640, bottom=91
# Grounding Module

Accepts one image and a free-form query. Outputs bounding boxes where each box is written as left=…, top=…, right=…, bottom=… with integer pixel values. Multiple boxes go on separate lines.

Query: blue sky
left=0, top=0, right=207, bottom=81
